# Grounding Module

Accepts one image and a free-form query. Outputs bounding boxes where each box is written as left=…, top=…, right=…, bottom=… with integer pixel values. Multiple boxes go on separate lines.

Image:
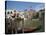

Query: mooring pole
left=22, top=18, right=24, bottom=33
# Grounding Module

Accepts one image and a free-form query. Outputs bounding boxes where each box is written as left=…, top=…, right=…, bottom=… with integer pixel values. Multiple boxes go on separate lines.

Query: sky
left=6, top=1, right=45, bottom=11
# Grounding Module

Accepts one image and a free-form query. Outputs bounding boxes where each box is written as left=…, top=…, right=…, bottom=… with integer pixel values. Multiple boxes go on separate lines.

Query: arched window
left=14, top=10, right=16, bottom=12
left=11, top=11, right=12, bottom=14
left=7, top=11, right=9, bottom=14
